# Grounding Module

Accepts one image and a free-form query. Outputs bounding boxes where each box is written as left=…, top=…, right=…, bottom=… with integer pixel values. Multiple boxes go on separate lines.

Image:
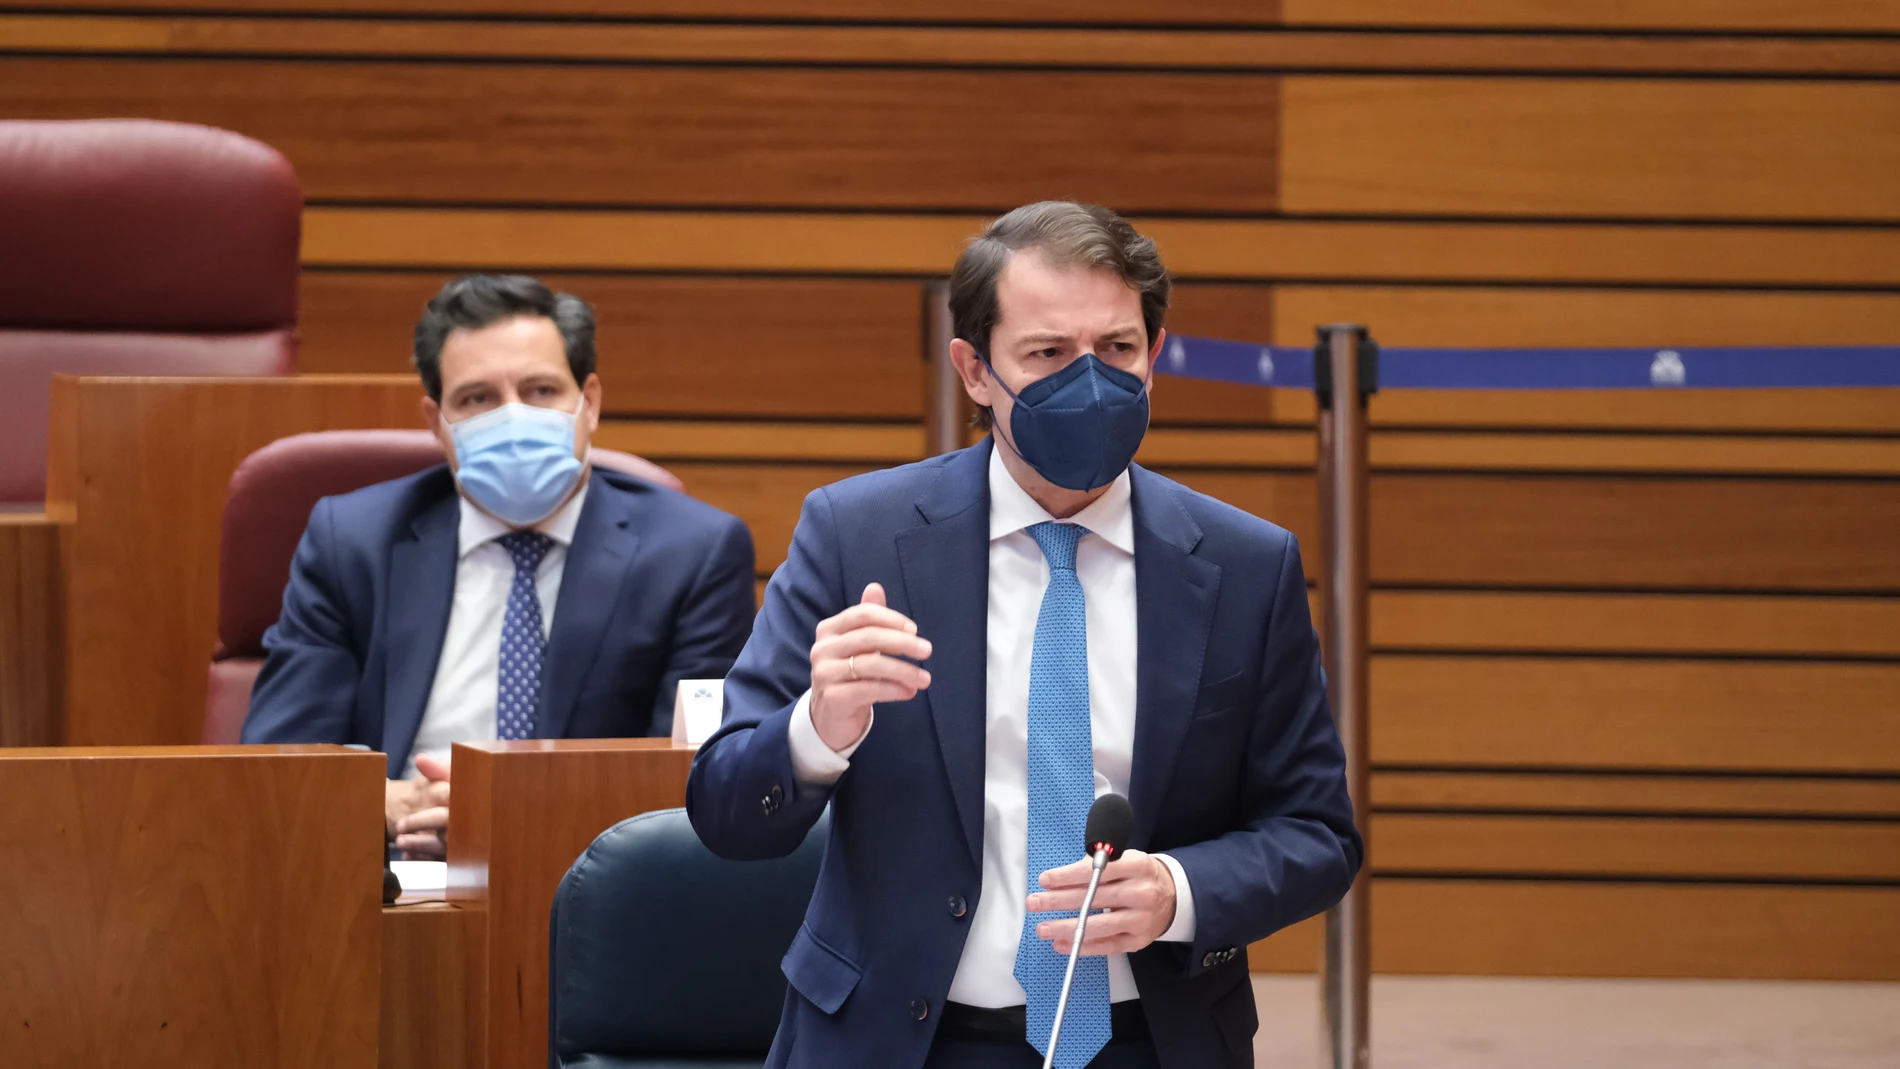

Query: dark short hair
left=412, top=274, right=597, bottom=401
left=948, top=201, right=1170, bottom=428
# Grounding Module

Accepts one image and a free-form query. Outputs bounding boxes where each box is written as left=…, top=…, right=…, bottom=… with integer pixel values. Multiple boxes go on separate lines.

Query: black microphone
left=1043, top=793, right=1134, bottom=1069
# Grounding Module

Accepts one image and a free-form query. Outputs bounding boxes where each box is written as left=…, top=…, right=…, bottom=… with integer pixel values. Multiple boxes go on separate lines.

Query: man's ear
left=421, top=395, right=456, bottom=470
left=1148, top=327, right=1168, bottom=363
left=581, top=372, right=603, bottom=435
left=948, top=338, right=992, bottom=409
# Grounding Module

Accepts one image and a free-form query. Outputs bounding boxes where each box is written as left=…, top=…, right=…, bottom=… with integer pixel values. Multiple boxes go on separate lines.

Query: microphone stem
left=1043, top=847, right=1109, bottom=1069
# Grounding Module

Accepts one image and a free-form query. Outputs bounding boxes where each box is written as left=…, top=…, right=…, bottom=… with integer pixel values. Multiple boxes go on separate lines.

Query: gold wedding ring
left=848, top=654, right=860, bottom=681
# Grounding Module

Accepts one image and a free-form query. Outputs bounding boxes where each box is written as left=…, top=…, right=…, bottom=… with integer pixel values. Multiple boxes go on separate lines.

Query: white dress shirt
left=788, top=448, right=1196, bottom=1007
left=403, top=483, right=588, bottom=778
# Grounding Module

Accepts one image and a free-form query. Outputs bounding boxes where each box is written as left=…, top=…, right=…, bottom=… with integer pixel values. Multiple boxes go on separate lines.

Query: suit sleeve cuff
left=787, top=690, right=871, bottom=788
left=1152, top=852, right=1197, bottom=943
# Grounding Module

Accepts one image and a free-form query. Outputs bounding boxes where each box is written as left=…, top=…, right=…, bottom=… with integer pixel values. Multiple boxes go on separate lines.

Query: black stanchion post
left=1315, top=323, right=1377, bottom=1069
left=923, top=279, right=967, bottom=457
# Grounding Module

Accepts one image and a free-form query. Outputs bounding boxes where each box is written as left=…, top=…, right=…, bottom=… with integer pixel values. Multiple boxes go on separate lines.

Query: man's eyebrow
left=1097, top=326, right=1143, bottom=340
left=1015, top=331, right=1072, bottom=345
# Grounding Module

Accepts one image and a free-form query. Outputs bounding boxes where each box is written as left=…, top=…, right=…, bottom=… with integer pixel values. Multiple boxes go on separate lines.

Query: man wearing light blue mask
left=690, top=202, right=1360, bottom=1069
left=245, top=275, right=758, bottom=859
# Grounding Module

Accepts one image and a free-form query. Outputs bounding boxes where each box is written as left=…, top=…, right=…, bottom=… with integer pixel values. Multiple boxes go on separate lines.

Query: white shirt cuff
left=1152, top=852, right=1197, bottom=943
left=786, top=689, right=872, bottom=788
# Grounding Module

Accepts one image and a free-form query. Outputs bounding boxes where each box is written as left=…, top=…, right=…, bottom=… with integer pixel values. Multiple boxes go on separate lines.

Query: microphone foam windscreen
left=1083, top=793, right=1134, bottom=861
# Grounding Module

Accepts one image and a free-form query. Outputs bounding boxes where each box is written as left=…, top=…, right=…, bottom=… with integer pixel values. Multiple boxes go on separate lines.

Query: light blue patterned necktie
left=1015, top=521, right=1110, bottom=1068
left=495, top=530, right=553, bottom=741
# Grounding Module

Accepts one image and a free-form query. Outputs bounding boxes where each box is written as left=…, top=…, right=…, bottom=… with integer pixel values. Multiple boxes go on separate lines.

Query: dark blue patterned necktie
left=495, top=530, right=553, bottom=741
left=1014, top=521, right=1110, bottom=1068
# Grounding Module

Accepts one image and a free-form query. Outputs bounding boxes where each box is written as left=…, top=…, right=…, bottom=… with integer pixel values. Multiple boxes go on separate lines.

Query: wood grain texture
left=663, top=461, right=882, bottom=573
left=0, top=0, right=1282, bottom=23
left=1372, top=771, right=1900, bottom=820
left=16, top=15, right=1900, bottom=76
left=0, top=746, right=384, bottom=1069
left=0, top=515, right=62, bottom=746
left=1249, top=880, right=1900, bottom=979
left=46, top=376, right=422, bottom=745
left=1374, top=812, right=1900, bottom=882
left=0, top=57, right=1276, bottom=213
left=1372, top=656, right=1900, bottom=774
left=381, top=902, right=477, bottom=1069
left=1282, top=77, right=1900, bottom=221
left=448, top=739, right=695, bottom=1069
left=301, top=208, right=1900, bottom=287
left=1372, top=590, right=1900, bottom=658
left=1280, top=0, right=1900, bottom=32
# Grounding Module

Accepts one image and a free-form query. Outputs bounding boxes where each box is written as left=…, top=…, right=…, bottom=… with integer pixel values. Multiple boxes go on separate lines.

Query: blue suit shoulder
left=311, top=464, right=458, bottom=550
left=803, top=449, right=965, bottom=515
left=1133, top=463, right=1298, bottom=556
left=596, top=467, right=747, bottom=536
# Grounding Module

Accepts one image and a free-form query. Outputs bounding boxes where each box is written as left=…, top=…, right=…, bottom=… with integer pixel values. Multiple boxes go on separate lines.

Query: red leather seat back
left=0, top=119, right=301, bottom=503
left=203, top=428, right=684, bottom=743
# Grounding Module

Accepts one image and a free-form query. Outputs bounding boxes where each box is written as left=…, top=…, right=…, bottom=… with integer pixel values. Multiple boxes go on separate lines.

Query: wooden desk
left=45, top=374, right=420, bottom=745
left=0, top=744, right=384, bottom=1069
left=0, top=511, right=62, bottom=745
left=448, top=739, right=697, bottom=1069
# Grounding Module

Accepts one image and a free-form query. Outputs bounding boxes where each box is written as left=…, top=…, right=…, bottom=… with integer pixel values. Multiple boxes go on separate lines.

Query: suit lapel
left=894, top=442, right=993, bottom=868
left=1127, top=465, right=1219, bottom=851
left=538, top=472, right=639, bottom=740
left=382, top=491, right=460, bottom=777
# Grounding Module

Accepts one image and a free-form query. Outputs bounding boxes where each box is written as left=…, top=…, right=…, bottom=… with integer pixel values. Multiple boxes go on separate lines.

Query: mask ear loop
left=974, top=351, right=1036, bottom=468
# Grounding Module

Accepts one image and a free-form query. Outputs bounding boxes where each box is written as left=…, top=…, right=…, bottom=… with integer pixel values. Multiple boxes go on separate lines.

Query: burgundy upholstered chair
left=203, top=429, right=684, bottom=743
left=0, top=119, right=301, bottom=504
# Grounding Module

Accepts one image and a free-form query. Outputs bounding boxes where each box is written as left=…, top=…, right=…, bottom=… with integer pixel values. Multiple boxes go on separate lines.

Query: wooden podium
left=0, top=744, right=385, bottom=1069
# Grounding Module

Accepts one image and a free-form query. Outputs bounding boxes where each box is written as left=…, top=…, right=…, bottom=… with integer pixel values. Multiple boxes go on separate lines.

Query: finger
left=814, top=679, right=925, bottom=709
left=1036, top=909, right=1144, bottom=947
left=395, top=832, right=446, bottom=858
left=816, top=653, right=932, bottom=693
left=1036, top=857, right=1096, bottom=890
left=1054, top=930, right=1152, bottom=958
left=422, top=780, right=452, bottom=808
left=415, top=752, right=452, bottom=782
left=860, top=582, right=886, bottom=608
left=396, top=806, right=449, bottom=835
left=812, top=627, right=932, bottom=664
left=814, top=602, right=918, bottom=640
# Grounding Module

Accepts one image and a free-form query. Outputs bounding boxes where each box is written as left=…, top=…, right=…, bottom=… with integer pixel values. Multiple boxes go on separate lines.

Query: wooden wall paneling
left=0, top=0, right=1285, bottom=24
left=1370, top=473, right=1900, bottom=591
left=0, top=745, right=384, bottom=1068
left=1373, top=590, right=1900, bottom=658
left=46, top=376, right=422, bottom=745
left=380, top=903, right=475, bottom=1069
left=1373, top=812, right=1900, bottom=882
left=1281, top=77, right=1900, bottom=221
left=1372, top=771, right=1900, bottom=820
left=0, top=58, right=1277, bottom=213
left=1250, top=880, right=1900, bottom=979
left=1268, top=386, right=1900, bottom=436
left=300, top=272, right=929, bottom=420
left=448, top=740, right=695, bottom=1069
left=0, top=514, right=63, bottom=747
left=1278, top=0, right=1900, bottom=33
left=1372, top=656, right=1900, bottom=774
left=593, top=420, right=922, bottom=465
left=657, top=461, right=885, bottom=573
left=302, top=209, right=1900, bottom=288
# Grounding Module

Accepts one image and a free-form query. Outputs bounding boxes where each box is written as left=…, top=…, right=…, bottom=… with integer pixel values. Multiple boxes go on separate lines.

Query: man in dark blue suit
left=687, top=203, right=1360, bottom=1068
left=244, top=274, right=756, bottom=858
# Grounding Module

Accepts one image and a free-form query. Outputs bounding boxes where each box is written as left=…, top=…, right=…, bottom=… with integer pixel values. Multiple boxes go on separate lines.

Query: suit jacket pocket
left=781, top=923, right=862, bottom=1015
left=1194, top=670, right=1251, bottom=721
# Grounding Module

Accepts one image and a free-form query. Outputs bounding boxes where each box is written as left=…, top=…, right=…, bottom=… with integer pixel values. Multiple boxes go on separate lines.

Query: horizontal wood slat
left=11, top=15, right=1900, bottom=76
left=0, top=57, right=1276, bottom=213
left=593, top=420, right=921, bottom=464
left=1279, top=0, right=1900, bottom=33
left=1374, top=812, right=1900, bottom=882
left=1373, top=656, right=1900, bottom=774
left=0, top=0, right=1282, bottom=25
left=1249, top=880, right=1900, bottom=978
left=1282, top=77, right=1900, bottom=221
left=1372, top=591, right=1900, bottom=658
left=660, top=462, right=875, bottom=573
left=1372, top=771, right=1900, bottom=819
left=299, top=208, right=1900, bottom=288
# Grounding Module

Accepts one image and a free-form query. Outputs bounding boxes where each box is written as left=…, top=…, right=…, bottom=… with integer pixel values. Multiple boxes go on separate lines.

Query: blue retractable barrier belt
left=1159, top=335, right=1900, bottom=390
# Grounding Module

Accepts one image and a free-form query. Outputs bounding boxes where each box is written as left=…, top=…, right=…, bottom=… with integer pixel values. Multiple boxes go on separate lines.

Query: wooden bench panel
left=1279, top=0, right=1900, bottom=33
left=1372, top=656, right=1900, bottom=774
left=1250, top=880, right=1900, bottom=979
left=0, top=0, right=1281, bottom=24
left=0, top=515, right=63, bottom=747
left=658, top=461, right=878, bottom=573
left=1372, top=771, right=1900, bottom=820
left=1282, top=77, right=1900, bottom=221
left=2, top=57, right=1276, bottom=213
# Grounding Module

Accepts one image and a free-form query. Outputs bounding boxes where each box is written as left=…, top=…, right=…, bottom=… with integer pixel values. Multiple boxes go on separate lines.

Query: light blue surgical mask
left=446, top=397, right=586, bottom=526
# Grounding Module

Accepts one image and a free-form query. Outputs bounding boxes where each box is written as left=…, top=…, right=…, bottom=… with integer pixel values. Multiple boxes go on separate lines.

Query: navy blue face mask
left=978, top=351, right=1151, bottom=491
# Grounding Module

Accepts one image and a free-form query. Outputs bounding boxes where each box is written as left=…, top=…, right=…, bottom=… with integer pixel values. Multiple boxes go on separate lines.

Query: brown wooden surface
left=1282, top=77, right=1900, bottom=221
left=381, top=902, right=478, bottom=1069
left=1372, top=656, right=1900, bottom=774
left=46, top=375, right=422, bottom=745
left=448, top=739, right=696, bottom=1069
left=1372, top=770, right=1900, bottom=819
left=0, top=514, right=63, bottom=747
left=1249, top=880, right=1900, bottom=979
left=0, top=745, right=384, bottom=1069
left=0, top=0, right=1283, bottom=24
left=2, top=58, right=1276, bottom=213
left=1279, top=0, right=1900, bottom=32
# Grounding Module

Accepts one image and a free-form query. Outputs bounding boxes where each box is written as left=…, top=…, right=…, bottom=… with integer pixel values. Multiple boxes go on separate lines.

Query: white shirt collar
left=456, top=475, right=590, bottom=559
left=986, top=444, right=1134, bottom=555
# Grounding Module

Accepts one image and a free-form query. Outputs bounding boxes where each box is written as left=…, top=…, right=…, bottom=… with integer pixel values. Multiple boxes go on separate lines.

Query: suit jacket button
left=947, top=895, right=968, bottom=918
left=1202, top=952, right=1218, bottom=968
left=910, top=998, right=929, bottom=1021
left=769, top=784, right=785, bottom=805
